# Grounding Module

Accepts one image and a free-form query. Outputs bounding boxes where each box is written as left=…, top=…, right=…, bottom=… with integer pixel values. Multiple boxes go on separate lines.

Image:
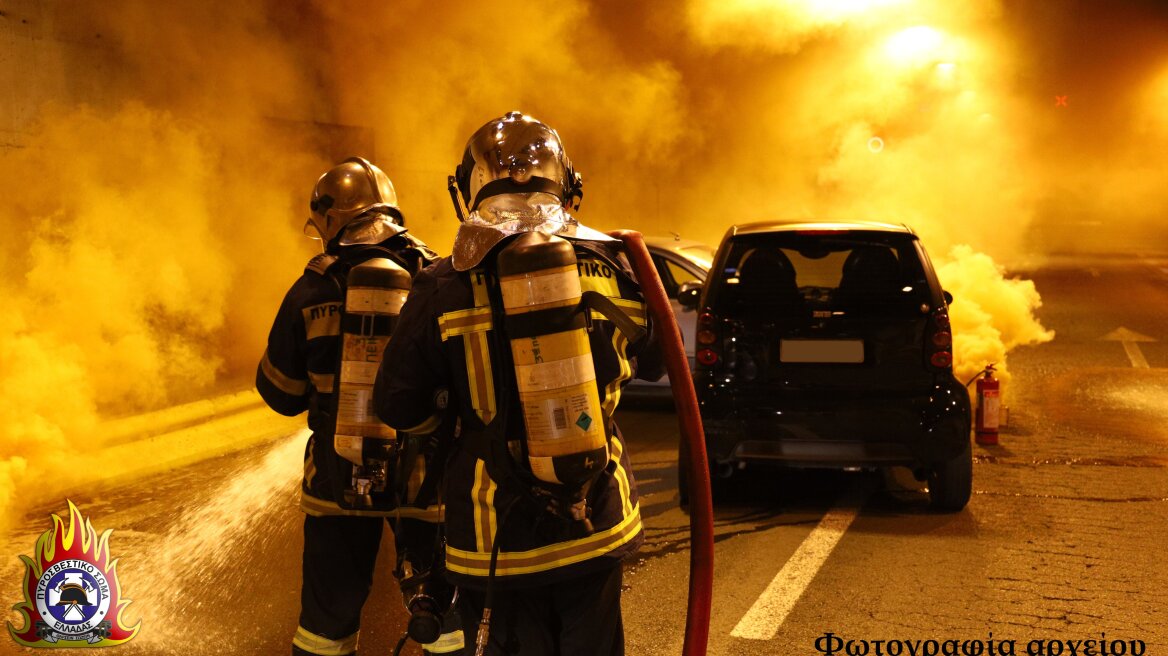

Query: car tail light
left=696, top=311, right=721, bottom=368
left=926, top=309, right=953, bottom=371
left=930, top=351, right=953, bottom=368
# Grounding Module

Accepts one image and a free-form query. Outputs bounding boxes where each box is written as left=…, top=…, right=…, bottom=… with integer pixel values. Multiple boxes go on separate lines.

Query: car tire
left=928, top=442, right=972, bottom=512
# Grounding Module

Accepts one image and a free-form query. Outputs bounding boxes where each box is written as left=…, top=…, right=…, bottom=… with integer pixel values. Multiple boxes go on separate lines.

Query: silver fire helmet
left=306, top=157, right=406, bottom=247
left=450, top=111, right=609, bottom=271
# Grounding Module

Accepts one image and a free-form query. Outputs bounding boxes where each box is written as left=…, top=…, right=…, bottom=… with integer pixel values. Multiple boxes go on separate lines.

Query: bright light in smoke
left=884, top=26, right=945, bottom=64
left=793, top=0, right=911, bottom=21
left=1139, top=63, right=1168, bottom=135
left=688, top=0, right=914, bottom=50
left=709, top=0, right=910, bottom=20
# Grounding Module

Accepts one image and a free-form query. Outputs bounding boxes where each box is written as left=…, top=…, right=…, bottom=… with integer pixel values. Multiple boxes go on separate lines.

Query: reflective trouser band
left=292, top=626, right=358, bottom=656
left=424, top=630, right=466, bottom=654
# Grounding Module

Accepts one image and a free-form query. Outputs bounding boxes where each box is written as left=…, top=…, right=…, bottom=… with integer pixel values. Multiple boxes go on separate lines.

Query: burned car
left=679, top=221, right=972, bottom=511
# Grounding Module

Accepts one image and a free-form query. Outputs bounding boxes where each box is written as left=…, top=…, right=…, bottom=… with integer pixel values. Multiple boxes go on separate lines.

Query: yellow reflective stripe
left=612, top=298, right=647, bottom=326
left=304, top=436, right=317, bottom=488
left=261, top=349, right=308, bottom=396
left=309, top=371, right=335, bottom=394
left=292, top=626, right=358, bottom=656
left=300, top=492, right=443, bottom=521
left=424, top=630, right=466, bottom=653
left=302, top=302, right=342, bottom=340
left=403, top=413, right=442, bottom=434
left=588, top=307, right=646, bottom=327
left=464, top=331, right=496, bottom=424
left=578, top=266, right=621, bottom=298
left=472, top=460, right=497, bottom=553
left=470, top=268, right=491, bottom=307
left=438, top=307, right=493, bottom=341
left=609, top=431, right=633, bottom=517
left=446, top=504, right=643, bottom=577
left=602, top=330, right=632, bottom=419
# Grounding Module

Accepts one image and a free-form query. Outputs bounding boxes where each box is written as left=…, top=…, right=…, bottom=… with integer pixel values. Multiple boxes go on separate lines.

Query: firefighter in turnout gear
left=374, top=112, right=663, bottom=655
left=256, top=157, right=444, bottom=656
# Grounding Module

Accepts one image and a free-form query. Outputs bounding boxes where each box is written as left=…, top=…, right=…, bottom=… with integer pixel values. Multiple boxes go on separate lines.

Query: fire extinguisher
left=972, top=364, right=1000, bottom=446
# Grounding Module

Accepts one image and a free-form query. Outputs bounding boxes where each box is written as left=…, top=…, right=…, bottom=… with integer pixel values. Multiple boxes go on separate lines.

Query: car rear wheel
left=927, top=442, right=972, bottom=512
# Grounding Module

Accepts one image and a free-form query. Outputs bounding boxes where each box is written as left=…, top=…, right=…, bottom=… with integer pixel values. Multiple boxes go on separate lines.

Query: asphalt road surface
left=4, top=254, right=1166, bottom=655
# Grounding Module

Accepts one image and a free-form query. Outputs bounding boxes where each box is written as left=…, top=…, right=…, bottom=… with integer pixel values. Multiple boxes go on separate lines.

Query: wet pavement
left=3, top=255, right=1167, bottom=654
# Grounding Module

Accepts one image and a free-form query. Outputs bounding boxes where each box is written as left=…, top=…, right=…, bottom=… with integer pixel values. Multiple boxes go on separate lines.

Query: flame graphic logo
left=7, top=500, right=140, bottom=647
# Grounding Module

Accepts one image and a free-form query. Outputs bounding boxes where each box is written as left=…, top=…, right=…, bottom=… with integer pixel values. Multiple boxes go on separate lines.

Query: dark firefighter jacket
left=257, top=232, right=439, bottom=518
left=373, top=237, right=664, bottom=588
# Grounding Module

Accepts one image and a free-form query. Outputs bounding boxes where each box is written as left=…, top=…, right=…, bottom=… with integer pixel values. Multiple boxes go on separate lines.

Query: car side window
left=652, top=255, right=680, bottom=298
left=667, top=260, right=700, bottom=287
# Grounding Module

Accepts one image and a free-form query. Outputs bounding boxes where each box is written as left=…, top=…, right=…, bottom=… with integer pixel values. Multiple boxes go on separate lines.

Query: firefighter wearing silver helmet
left=375, top=112, right=663, bottom=655
left=306, top=156, right=407, bottom=247
left=257, top=157, right=445, bottom=656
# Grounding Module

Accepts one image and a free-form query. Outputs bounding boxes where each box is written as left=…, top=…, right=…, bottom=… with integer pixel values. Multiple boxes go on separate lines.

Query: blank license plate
left=780, top=339, right=864, bottom=363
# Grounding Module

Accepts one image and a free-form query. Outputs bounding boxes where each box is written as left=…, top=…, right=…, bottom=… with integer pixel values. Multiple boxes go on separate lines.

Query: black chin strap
left=471, top=177, right=564, bottom=211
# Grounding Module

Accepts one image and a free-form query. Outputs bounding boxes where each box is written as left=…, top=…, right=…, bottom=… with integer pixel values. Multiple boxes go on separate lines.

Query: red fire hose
left=610, top=230, right=713, bottom=656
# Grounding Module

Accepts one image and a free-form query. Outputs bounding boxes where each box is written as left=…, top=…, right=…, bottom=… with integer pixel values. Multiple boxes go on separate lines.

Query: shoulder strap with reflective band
left=305, top=252, right=339, bottom=276
left=580, top=291, right=645, bottom=345
left=573, top=255, right=647, bottom=421
left=437, top=269, right=496, bottom=424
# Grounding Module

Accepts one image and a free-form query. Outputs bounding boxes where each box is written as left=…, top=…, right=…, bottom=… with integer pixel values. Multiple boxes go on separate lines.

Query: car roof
left=731, top=220, right=917, bottom=237
left=643, top=235, right=716, bottom=270
left=643, top=235, right=715, bottom=253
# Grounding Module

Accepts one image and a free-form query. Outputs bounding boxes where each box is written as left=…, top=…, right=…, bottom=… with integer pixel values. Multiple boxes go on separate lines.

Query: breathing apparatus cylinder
left=496, top=233, right=608, bottom=489
left=334, top=257, right=412, bottom=507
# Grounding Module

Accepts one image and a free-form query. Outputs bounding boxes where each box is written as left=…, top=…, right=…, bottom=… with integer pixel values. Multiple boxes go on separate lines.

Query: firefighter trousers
left=293, top=513, right=442, bottom=655
left=455, top=565, right=625, bottom=656
left=292, top=514, right=386, bottom=656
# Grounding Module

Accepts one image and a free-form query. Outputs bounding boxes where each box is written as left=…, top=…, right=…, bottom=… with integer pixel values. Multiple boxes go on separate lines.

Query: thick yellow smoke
left=4, top=0, right=1167, bottom=532
left=936, top=246, right=1054, bottom=389
left=670, top=0, right=1058, bottom=387
left=0, top=104, right=320, bottom=534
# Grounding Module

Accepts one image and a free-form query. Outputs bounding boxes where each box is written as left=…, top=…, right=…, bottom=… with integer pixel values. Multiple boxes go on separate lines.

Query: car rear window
left=711, top=231, right=930, bottom=316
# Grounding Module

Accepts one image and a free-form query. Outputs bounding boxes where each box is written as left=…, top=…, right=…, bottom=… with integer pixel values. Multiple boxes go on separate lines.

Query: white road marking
left=1100, top=327, right=1155, bottom=369
left=730, top=493, right=866, bottom=641
left=1121, top=341, right=1151, bottom=369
